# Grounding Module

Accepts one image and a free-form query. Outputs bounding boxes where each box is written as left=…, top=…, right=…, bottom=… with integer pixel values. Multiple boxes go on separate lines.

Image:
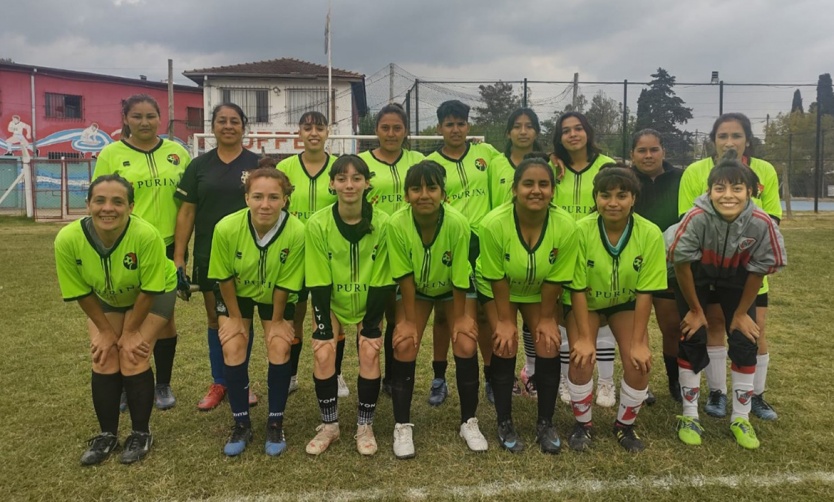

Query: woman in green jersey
left=388, top=160, right=483, bottom=458
left=678, top=113, right=782, bottom=422
left=93, top=94, right=190, bottom=411
left=174, top=103, right=260, bottom=411
left=209, top=167, right=305, bottom=457
left=359, top=103, right=425, bottom=396
left=55, top=175, right=177, bottom=465
left=304, top=155, right=395, bottom=457
left=277, top=111, right=342, bottom=397
left=489, top=108, right=546, bottom=399
left=551, top=111, right=619, bottom=408
left=477, top=155, right=580, bottom=454
left=564, top=166, right=666, bottom=453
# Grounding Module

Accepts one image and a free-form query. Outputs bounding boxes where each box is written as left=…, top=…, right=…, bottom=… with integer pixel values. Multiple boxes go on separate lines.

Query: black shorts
left=652, top=289, right=676, bottom=301
left=708, top=290, right=768, bottom=308
left=100, top=290, right=177, bottom=320
left=468, top=232, right=480, bottom=273
left=563, top=300, right=636, bottom=319
left=164, top=243, right=188, bottom=263
left=191, top=262, right=217, bottom=293
left=214, top=291, right=296, bottom=321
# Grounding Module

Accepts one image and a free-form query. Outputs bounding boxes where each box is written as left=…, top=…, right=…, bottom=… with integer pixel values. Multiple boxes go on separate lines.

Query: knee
left=727, top=331, right=757, bottom=368
left=267, top=338, right=291, bottom=364
left=222, top=336, right=248, bottom=364
left=452, top=337, right=477, bottom=358
left=118, top=350, right=150, bottom=376
left=359, top=338, right=381, bottom=362
left=394, top=343, right=417, bottom=362
left=93, top=348, right=121, bottom=374
left=313, top=342, right=335, bottom=368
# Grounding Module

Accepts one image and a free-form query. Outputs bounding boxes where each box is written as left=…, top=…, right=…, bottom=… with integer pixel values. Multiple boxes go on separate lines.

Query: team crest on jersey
left=327, top=252, right=333, bottom=260
left=735, top=389, right=754, bottom=405
left=328, top=187, right=337, bottom=196
left=240, top=170, right=251, bottom=186
left=633, top=256, right=643, bottom=272
left=235, top=251, right=242, bottom=259
left=587, top=260, right=595, bottom=268
left=216, top=301, right=227, bottom=314
left=681, top=386, right=699, bottom=403
left=123, top=252, right=138, bottom=270
left=757, top=182, right=765, bottom=195
left=369, top=195, right=380, bottom=205
left=279, top=248, right=290, bottom=264
left=474, top=158, right=487, bottom=171
left=122, top=161, right=130, bottom=167
left=442, top=250, right=452, bottom=266
left=548, top=248, right=559, bottom=264
left=167, top=154, right=181, bottom=166
left=739, top=237, right=757, bottom=251
left=504, top=253, right=511, bottom=262
left=372, top=245, right=379, bottom=261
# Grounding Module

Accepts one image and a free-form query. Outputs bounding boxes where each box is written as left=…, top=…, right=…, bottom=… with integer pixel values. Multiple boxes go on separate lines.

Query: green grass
left=2, top=214, right=833, bottom=501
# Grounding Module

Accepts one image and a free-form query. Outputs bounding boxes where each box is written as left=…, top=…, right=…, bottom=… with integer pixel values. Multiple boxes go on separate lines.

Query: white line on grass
left=204, top=470, right=834, bottom=501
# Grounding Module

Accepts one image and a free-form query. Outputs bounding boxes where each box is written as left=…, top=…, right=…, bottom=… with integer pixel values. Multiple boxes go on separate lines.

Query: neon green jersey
left=426, top=141, right=501, bottom=235
left=359, top=149, right=425, bottom=215
left=565, top=213, right=667, bottom=310
left=54, top=215, right=176, bottom=307
left=476, top=203, right=579, bottom=303
left=387, top=204, right=471, bottom=298
left=276, top=153, right=338, bottom=223
left=678, top=157, right=782, bottom=219
left=488, top=153, right=516, bottom=209
left=553, top=154, right=615, bottom=221
left=208, top=208, right=305, bottom=305
left=92, top=139, right=190, bottom=245
left=305, top=204, right=394, bottom=325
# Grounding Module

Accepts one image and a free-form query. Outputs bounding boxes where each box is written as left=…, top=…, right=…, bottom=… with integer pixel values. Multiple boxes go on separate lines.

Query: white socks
left=617, top=380, right=647, bottom=426
left=753, top=353, right=769, bottom=395
left=705, top=346, right=727, bottom=394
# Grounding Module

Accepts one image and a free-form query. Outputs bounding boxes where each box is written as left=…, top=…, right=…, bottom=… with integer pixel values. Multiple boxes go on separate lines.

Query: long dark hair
left=330, top=154, right=375, bottom=236
left=710, top=113, right=755, bottom=158
left=121, top=94, right=160, bottom=139
left=552, top=111, right=600, bottom=167
left=504, top=108, right=544, bottom=157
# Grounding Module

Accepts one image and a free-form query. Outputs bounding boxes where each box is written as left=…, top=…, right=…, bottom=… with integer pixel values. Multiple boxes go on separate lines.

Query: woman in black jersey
left=174, top=103, right=261, bottom=411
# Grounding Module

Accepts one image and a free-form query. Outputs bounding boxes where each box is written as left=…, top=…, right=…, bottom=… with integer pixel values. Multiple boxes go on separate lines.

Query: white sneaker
left=355, top=423, right=378, bottom=456
left=459, top=417, right=488, bottom=452
left=596, top=380, right=616, bottom=408
left=393, top=423, right=415, bottom=459
left=559, top=374, right=571, bottom=404
left=337, top=374, right=349, bottom=398
left=306, top=422, right=340, bottom=455
left=288, top=375, right=299, bottom=394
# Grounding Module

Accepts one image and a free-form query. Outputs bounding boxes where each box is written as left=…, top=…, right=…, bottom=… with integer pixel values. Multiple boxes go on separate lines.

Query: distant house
left=183, top=58, right=367, bottom=155
left=0, top=61, right=203, bottom=160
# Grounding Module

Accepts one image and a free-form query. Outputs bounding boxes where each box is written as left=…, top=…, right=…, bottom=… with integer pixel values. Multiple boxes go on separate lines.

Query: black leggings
left=672, top=282, right=758, bottom=374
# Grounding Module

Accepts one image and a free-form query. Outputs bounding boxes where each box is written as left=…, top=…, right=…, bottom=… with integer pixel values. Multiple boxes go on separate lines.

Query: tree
left=791, top=89, right=804, bottom=114
left=634, top=68, right=694, bottom=165
left=0, top=57, right=13, bottom=63
left=585, top=91, right=622, bottom=153
left=474, top=81, right=521, bottom=127
left=816, top=73, right=834, bottom=117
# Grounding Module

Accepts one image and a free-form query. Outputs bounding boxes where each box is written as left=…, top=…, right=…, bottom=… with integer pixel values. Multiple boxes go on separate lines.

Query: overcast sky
left=2, top=0, right=831, bottom=134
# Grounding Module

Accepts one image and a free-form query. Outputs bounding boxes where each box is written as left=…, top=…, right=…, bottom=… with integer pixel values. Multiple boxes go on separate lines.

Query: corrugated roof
left=183, top=58, right=363, bottom=84
left=0, top=61, right=202, bottom=92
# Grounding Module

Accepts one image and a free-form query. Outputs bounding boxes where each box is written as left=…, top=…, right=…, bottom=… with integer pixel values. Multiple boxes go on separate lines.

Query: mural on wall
left=1, top=113, right=187, bottom=159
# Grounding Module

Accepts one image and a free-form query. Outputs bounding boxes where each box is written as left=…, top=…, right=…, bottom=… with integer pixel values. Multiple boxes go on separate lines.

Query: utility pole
left=572, top=72, right=579, bottom=110
left=389, top=63, right=395, bottom=103
left=167, top=59, right=175, bottom=139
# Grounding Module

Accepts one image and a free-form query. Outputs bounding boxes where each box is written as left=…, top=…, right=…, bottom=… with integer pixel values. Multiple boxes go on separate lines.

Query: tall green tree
left=585, top=91, right=623, bottom=154
left=816, top=73, right=834, bottom=117
left=473, top=81, right=522, bottom=146
left=791, top=89, right=804, bottom=114
left=634, top=68, right=694, bottom=164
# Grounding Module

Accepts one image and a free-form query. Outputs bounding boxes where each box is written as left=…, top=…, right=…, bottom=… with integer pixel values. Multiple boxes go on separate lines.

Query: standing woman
left=668, top=160, right=787, bottom=449
left=678, top=113, right=782, bottom=421
left=277, top=112, right=340, bottom=396
left=488, top=108, right=546, bottom=399
left=55, top=175, right=177, bottom=465
left=387, top=160, right=483, bottom=458
left=630, top=129, right=685, bottom=402
left=359, top=103, right=425, bottom=394
left=174, top=103, right=261, bottom=411
left=551, top=112, right=618, bottom=407
left=209, top=168, right=305, bottom=457
left=564, top=166, right=667, bottom=453
left=93, top=94, right=190, bottom=410
left=477, top=156, right=580, bottom=454
left=304, top=155, right=395, bottom=456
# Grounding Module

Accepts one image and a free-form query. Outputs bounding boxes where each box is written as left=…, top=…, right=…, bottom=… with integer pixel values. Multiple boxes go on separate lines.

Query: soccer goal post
left=190, top=133, right=486, bottom=159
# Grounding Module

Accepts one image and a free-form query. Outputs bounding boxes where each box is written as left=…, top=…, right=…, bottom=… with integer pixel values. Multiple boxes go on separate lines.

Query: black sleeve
left=360, top=285, right=395, bottom=339
left=175, top=159, right=199, bottom=203
left=310, top=285, right=334, bottom=340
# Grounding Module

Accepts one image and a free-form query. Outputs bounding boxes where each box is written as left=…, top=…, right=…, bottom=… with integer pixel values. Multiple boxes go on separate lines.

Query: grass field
left=2, top=214, right=833, bottom=501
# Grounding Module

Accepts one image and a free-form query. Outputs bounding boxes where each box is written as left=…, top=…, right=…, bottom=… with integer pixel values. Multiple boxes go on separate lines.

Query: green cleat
left=676, top=415, right=704, bottom=446
left=730, top=417, right=760, bottom=450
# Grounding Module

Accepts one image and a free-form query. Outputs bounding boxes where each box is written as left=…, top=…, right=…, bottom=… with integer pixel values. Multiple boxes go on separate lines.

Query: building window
left=45, top=93, right=83, bottom=119
left=47, top=151, right=82, bottom=160
left=186, top=107, right=204, bottom=130
left=221, top=88, right=268, bottom=123
left=286, top=88, right=328, bottom=125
